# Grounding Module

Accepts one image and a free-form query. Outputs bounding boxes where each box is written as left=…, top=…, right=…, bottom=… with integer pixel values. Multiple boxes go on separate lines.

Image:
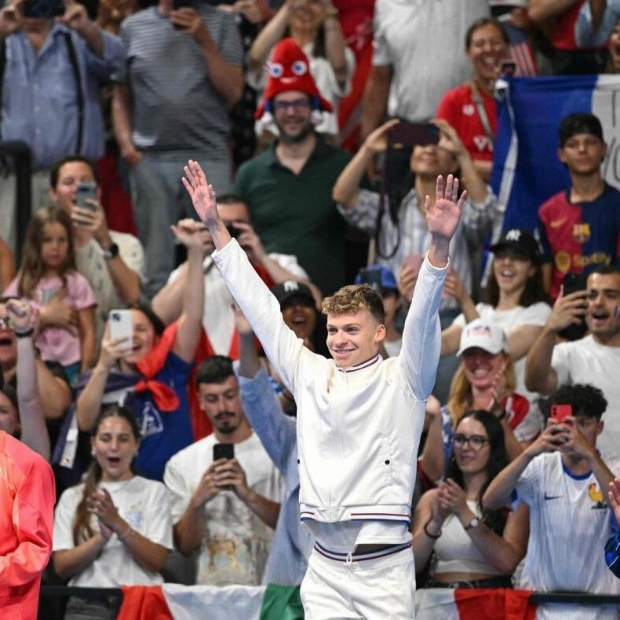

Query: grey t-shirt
left=116, top=5, right=243, bottom=158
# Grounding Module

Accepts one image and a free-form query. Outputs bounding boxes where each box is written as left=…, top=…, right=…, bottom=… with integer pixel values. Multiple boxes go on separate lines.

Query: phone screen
left=559, top=273, right=588, bottom=341
left=213, top=443, right=234, bottom=461
left=76, top=182, right=98, bottom=211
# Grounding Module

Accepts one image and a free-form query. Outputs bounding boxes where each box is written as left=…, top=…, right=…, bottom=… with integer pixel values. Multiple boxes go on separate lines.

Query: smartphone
left=75, top=181, right=98, bottom=211
left=388, top=122, right=440, bottom=149
left=21, top=0, right=65, bottom=18
left=550, top=404, right=573, bottom=424
left=500, top=60, right=517, bottom=78
left=108, top=310, right=133, bottom=343
left=559, top=273, right=588, bottom=341
left=213, top=443, right=234, bottom=461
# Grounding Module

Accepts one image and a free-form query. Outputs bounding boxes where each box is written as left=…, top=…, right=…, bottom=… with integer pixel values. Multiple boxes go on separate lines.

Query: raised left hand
left=425, top=174, right=466, bottom=245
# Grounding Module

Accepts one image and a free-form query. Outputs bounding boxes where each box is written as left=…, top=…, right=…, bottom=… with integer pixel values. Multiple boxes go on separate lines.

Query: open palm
left=425, top=174, right=465, bottom=242
left=182, top=160, right=218, bottom=223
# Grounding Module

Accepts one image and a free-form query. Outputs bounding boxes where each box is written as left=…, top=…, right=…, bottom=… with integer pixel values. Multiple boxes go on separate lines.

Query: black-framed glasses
left=273, top=99, right=311, bottom=113
left=453, top=434, right=489, bottom=449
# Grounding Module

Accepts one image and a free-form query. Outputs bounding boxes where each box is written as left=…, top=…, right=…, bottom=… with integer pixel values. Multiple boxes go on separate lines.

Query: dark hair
left=127, top=302, right=166, bottom=337
left=559, top=112, right=604, bottom=147
left=549, top=383, right=607, bottom=420
left=196, top=355, right=235, bottom=386
left=49, top=155, right=98, bottom=189
left=589, top=264, right=620, bottom=279
left=483, top=257, right=548, bottom=308
left=446, top=410, right=509, bottom=534
left=465, top=17, right=509, bottom=49
left=72, top=406, right=140, bottom=545
left=0, top=383, right=18, bottom=413
left=18, top=206, right=76, bottom=298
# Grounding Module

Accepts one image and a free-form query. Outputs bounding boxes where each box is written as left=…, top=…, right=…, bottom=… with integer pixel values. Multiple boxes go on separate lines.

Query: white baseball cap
left=457, top=319, right=509, bottom=356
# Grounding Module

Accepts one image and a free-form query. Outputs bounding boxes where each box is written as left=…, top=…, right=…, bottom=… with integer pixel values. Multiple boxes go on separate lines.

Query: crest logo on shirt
left=463, top=104, right=475, bottom=116
left=572, top=223, right=591, bottom=244
left=554, top=251, right=571, bottom=274
left=588, top=483, right=608, bottom=510
left=139, top=402, right=164, bottom=438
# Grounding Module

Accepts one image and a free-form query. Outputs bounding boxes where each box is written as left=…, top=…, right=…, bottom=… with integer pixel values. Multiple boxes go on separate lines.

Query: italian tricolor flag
left=117, top=584, right=536, bottom=619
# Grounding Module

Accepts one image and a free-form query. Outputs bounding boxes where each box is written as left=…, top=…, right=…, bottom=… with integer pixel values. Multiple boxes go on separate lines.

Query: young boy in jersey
left=184, top=159, right=464, bottom=619
left=483, top=383, right=620, bottom=619
left=536, top=112, right=620, bottom=301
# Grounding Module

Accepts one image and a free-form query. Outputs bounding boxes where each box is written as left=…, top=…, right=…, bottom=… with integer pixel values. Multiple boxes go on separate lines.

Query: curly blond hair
left=322, top=284, right=385, bottom=324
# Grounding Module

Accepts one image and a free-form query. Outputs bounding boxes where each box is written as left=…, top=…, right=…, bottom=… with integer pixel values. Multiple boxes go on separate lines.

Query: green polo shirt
left=234, top=138, right=352, bottom=295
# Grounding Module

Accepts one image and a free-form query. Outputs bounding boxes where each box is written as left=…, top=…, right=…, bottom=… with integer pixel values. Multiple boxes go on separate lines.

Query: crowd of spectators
left=2, top=0, right=620, bottom=618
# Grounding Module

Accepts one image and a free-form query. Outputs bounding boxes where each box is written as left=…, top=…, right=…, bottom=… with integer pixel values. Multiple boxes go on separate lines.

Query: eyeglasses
left=453, top=434, right=489, bottom=449
left=273, top=99, right=311, bottom=113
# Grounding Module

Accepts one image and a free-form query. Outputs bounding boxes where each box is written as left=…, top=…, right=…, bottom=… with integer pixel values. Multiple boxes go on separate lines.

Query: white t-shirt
left=516, top=453, right=620, bottom=619
left=452, top=302, right=552, bottom=401
left=53, top=476, right=173, bottom=587
left=168, top=253, right=308, bottom=356
left=373, top=0, right=489, bottom=121
left=552, top=336, right=620, bottom=460
left=164, top=433, right=282, bottom=586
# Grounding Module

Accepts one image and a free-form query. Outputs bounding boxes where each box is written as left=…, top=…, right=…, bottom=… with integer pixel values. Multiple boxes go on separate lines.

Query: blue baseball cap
left=355, top=265, right=398, bottom=292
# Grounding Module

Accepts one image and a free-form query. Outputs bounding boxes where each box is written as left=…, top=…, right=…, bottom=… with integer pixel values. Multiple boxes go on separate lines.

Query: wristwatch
left=463, top=517, right=480, bottom=531
left=100, top=242, right=119, bottom=260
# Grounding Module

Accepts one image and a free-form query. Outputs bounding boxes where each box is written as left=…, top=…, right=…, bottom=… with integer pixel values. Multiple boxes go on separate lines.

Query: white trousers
left=300, top=546, right=415, bottom=620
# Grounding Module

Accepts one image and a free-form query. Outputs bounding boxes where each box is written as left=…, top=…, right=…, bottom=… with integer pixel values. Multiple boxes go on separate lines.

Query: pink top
left=4, top=271, right=97, bottom=366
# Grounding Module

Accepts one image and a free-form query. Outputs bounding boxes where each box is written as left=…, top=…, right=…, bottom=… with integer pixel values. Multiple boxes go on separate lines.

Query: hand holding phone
left=558, top=273, right=588, bottom=342
left=75, top=181, right=98, bottom=212
left=388, top=122, right=439, bottom=149
left=550, top=404, right=573, bottom=424
left=108, top=310, right=133, bottom=343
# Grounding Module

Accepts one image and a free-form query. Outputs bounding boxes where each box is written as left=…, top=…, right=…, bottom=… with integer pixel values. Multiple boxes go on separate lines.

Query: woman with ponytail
left=53, top=406, right=172, bottom=619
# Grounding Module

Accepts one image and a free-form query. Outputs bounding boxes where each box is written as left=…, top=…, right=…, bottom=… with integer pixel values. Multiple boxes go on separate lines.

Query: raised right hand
left=183, top=160, right=219, bottom=225
left=546, top=286, right=588, bottom=333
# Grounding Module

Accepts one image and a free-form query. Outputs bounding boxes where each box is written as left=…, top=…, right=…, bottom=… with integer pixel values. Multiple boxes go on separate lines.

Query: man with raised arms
left=183, top=160, right=464, bottom=619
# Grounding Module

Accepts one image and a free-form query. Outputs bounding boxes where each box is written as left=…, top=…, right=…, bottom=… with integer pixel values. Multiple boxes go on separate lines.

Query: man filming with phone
left=164, top=355, right=282, bottom=586
left=0, top=0, right=125, bottom=253
left=525, top=265, right=620, bottom=460
left=483, top=383, right=620, bottom=616
left=49, top=155, right=144, bottom=341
